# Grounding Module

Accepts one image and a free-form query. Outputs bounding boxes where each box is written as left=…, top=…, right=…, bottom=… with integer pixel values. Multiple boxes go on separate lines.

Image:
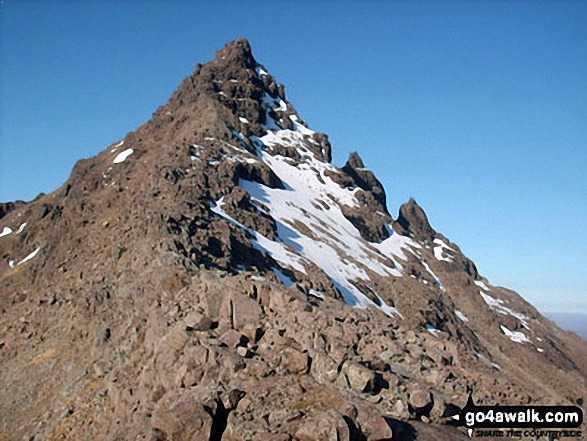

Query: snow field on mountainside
left=210, top=197, right=306, bottom=275
left=480, top=291, right=529, bottom=324
left=433, top=238, right=454, bottom=262
left=238, top=128, right=419, bottom=316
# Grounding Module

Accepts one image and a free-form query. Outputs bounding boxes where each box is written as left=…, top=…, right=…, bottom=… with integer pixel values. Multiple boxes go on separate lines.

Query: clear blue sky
left=1, top=1, right=586, bottom=312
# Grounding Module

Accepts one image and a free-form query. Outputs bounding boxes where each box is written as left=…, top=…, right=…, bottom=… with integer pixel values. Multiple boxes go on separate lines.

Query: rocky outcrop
left=336, top=152, right=392, bottom=242
left=342, top=152, right=387, bottom=213
left=396, top=198, right=435, bottom=240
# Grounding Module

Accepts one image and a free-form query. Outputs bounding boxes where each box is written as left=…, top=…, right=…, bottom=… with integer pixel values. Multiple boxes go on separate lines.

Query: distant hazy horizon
left=544, top=312, right=587, bottom=340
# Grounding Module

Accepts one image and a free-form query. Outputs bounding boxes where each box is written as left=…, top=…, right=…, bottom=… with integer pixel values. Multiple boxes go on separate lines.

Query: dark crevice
left=343, top=415, right=367, bottom=441
left=205, top=399, right=230, bottom=441
left=383, top=418, right=417, bottom=441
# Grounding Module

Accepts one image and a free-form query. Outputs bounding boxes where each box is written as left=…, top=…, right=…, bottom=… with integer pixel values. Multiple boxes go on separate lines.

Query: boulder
left=408, top=388, right=434, bottom=419
left=295, top=410, right=350, bottom=441
left=151, top=390, right=214, bottom=440
left=231, top=293, right=263, bottom=338
left=342, top=361, right=377, bottom=393
left=354, top=402, right=394, bottom=440
left=219, top=329, right=242, bottom=348
left=310, top=351, right=339, bottom=383
left=281, top=347, right=309, bottom=374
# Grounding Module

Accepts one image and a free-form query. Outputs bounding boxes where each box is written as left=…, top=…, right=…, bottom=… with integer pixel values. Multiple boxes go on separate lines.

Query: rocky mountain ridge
left=0, top=38, right=585, bottom=440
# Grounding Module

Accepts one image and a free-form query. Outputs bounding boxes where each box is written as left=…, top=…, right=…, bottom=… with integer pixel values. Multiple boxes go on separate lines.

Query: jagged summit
left=1, top=39, right=586, bottom=441
left=212, top=37, right=257, bottom=69
left=397, top=197, right=435, bottom=240
left=342, top=151, right=388, bottom=216
left=346, top=151, right=365, bottom=169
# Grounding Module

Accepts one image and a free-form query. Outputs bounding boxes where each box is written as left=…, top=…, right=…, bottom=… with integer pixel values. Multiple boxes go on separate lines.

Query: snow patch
left=111, top=140, right=124, bottom=152
left=433, top=238, right=455, bottom=251
left=0, top=227, right=12, bottom=238
left=480, top=292, right=528, bottom=323
left=210, top=197, right=306, bottom=275
left=275, top=99, right=287, bottom=112
left=309, top=289, right=324, bottom=299
left=239, top=140, right=409, bottom=316
left=190, top=144, right=203, bottom=161
left=425, top=324, right=442, bottom=336
left=421, top=261, right=445, bottom=290
left=289, top=114, right=315, bottom=137
left=17, top=247, right=41, bottom=265
left=239, top=117, right=249, bottom=124
left=272, top=267, right=295, bottom=287
left=474, top=280, right=490, bottom=291
left=500, top=325, right=530, bottom=344
left=17, top=223, right=27, bottom=234
left=113, top=148, right=134, bottom=164
left=432, top=238, right=454, bottom=262
left=261, top=93, right=286, bottom=131
left=455, top=310, right=469, bottom=322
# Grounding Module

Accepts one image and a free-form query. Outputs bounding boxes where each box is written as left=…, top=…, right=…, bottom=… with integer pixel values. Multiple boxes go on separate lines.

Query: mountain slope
left=1, top=38, right=585, bottom=441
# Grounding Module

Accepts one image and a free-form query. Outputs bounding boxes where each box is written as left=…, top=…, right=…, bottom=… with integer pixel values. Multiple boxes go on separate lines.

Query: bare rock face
left=0, top=200, right=27, bottom=220
left=338, top=152, right=392, bottom=242
left=396, top=197, right=435, bottom=239
left=0, top=38, right=586, bottom=441
left=342, top=152, right=387, bottom=212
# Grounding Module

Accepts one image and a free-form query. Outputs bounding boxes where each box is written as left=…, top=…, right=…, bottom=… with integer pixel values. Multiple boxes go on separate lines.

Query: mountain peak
left=346, top=151, right=365, bottom=169
left=397, top=198, right=435, bottom=239
left=2, top=38, right=586, bottom=441
left=212, top=38, right=257, bottom=70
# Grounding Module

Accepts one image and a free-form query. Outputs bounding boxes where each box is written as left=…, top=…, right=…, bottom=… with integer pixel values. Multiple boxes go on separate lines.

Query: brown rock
left=231, top=293, right=262, bottom=338
left=295, top=410, right=350, bottom=441
left=281, top=347, right=309, bottom=374
left=151, top=390, right=213, bottom=440
left=220, top=329, right=243, bottom=348
left=184, top=311, right=216, bottom=332
left=354, top=402, right=394, bottom=440
left=408, top=388, right=434, bottom=419
left=310, top=351, right=339, bottom=383
left=342, top=361, right=377, bottom=393
left=396, top=198, right=434, bottom=239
